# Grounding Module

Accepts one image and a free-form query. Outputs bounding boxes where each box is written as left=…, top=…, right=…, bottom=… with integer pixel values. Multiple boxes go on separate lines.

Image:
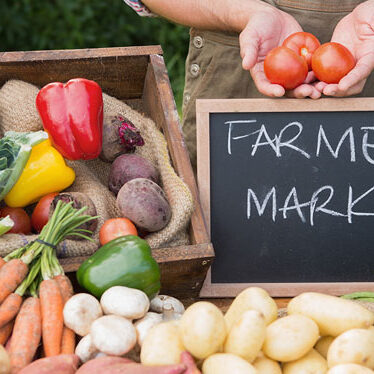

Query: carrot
left=9, top=297, right=41, bottom=374
left=0, top=293, right=23, bottom=329
left=0, top=257, right=6, bottom=270
left=54, top=274, right=73, bottom=303
left=60, top=327, right=75, bottom=355
left=0, top=320, right=14, bottom=345
left=54, top=274, right=75, bottom=354
left=0, top=259, right=28, bottom=304
left=40, top=279, right=64, bottom=357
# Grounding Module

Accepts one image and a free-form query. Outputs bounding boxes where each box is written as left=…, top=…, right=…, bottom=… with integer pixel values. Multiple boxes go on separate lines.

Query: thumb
left=240, top=27, right=260, bottom=71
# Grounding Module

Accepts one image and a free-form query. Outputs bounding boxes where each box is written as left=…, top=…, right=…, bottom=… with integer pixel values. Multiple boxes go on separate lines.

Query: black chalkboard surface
left=196, top=98, right=374, bottom=297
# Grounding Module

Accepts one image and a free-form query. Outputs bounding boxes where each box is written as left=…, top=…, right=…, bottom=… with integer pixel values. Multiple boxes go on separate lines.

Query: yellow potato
left=180, top=301, right=226, bottom=359
left=283, top=349, right=328, bottom=374
left=288, top=293, right=374, bottom=337
left=327, top=328, right=374, bottom=369
left=202, top=353, right=257, bottom=374
left=225, top=287, right=277, bottom=330
left=224, top=309, right=266, bottom=362
left=327, top=364, right=374, bottom=374
left=263, top=314, right=319, bottom=362
left=140, top=320, right=184, bottom=365
left=253, top=354, right=282, bottom=374
left=315, top=336, right=334, bottom=359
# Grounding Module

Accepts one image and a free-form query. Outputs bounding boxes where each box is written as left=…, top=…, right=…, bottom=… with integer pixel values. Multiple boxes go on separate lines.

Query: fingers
left=239, top=27, right=260, bottom=71
left=287, top=84, right=322, bottom=99
left=322, top=79, right=366, bottom=97
left=250, top=63, right=285, bottom=97
left=305, top=71, right=317, bottom=84
left=338, top=53, right=374, bottom=91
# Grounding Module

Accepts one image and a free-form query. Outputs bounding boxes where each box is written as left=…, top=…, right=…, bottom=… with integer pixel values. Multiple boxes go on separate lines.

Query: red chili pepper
left=36, top=78, right=103, bottom=160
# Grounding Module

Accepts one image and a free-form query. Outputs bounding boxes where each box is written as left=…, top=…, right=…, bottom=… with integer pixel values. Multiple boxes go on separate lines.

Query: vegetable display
left=76, top=235, right=161, bottom=299
left=36, top=78, right=103, bottom=161
left=264, top=32, right=355, bottom=89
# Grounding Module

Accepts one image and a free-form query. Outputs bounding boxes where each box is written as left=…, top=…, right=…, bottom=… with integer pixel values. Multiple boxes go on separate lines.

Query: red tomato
left=283, top=32, right=320, bottom=70
left=264, top=46, right=308, bottom=90
left=0, top=207, right=31, bottom=234
left=31, top=192, right=58, bottom=233
left=99, top=218, right=138, bottom=245
left=312, top=42, right=355, bottom=84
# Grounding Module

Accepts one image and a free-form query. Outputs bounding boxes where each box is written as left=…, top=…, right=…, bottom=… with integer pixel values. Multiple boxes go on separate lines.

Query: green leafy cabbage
left=0, top=131, right=48, bottom=200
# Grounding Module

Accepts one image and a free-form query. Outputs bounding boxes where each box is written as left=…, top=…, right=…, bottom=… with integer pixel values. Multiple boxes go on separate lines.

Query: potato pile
left=140, top=288, right=374, bottom=374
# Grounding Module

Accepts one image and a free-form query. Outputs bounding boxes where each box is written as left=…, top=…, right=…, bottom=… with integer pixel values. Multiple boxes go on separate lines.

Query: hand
left=315, top=0, right=374, bottom=96
left=240, top=8, right=321, bottom=99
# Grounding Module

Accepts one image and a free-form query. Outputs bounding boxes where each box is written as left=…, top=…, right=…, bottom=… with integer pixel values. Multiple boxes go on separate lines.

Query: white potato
left=75, top=334, right=99, bottom=363
left=100, top=286, right=150, bottom=320
left=288, top=293, right=374, bottom=337
left=327, top=328, right=374, bottom=369
left=253, top=354, right=282, bottom=374
left=225, top=287, right=278, bottom=330
left=283, top=349, right=328, bottom=374
left=180, top=301, right=226, bottom=359
left=315, top=336, right=334, bottom=359
left=263, top=314, right=319, bottom=362
left=224, top=309, right=266, bottom=362
left=327, top=364, right=374, bottom=374
left=90, top=315, right=136, bottom=356
left=202, top=353, right=257, bottom=374
left=140, top=320, right=184, bottom=365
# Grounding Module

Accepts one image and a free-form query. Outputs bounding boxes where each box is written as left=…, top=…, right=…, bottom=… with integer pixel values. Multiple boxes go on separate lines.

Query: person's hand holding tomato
left=314, top=0, right=374, bottom=97
left=239, top=8, right=322, bottom=99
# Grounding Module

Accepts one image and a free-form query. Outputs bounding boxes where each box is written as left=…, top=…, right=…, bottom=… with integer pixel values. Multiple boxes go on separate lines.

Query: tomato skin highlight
left=312, top=42, right=355, bottom=84
left=0, top=207, right=31, bottom=234
left=283, top=32, right=321, bottom=70
left=264, top=46, right=308, bottom=90
left=99, top=218, right=138, bottom=245
left=31, top=192, right=58, bottom=233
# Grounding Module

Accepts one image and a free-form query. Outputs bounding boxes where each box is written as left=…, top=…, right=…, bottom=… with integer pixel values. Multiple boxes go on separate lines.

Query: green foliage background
left=0, top=0, right=189, bottom=113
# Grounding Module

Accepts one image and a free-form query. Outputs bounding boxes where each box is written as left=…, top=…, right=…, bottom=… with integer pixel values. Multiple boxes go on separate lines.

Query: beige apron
left=182, top=0, right=373, bottom=170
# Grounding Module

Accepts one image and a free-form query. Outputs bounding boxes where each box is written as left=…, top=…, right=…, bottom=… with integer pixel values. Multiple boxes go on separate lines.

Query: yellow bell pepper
left=4, top=139, right=75, bottom=207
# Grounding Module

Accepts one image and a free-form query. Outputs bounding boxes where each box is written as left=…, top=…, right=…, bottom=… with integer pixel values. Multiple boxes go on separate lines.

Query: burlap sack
left=0, top=80, right=194, bottom=257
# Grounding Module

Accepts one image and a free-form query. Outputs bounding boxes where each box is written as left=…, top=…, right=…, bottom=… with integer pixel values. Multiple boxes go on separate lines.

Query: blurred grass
left=0, top=0, right=189, bottom=114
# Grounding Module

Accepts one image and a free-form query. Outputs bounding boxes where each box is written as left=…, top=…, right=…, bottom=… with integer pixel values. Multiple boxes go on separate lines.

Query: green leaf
left=0, top=131, right=48, bottom=200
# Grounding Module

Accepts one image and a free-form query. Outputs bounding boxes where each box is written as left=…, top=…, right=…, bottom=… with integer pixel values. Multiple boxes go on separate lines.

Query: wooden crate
left=0, top=46, right=214, bottom=298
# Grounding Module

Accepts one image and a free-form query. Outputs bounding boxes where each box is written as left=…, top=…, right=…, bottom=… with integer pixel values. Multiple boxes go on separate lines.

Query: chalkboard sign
left=196, top=98, right=374, bottom=297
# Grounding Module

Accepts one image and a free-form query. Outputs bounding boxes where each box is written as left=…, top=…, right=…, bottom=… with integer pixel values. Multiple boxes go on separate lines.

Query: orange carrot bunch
left=0, top=201, right=96, bottom=373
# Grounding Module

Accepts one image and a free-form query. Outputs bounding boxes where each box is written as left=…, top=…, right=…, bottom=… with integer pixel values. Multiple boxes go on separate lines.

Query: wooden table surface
left=182, top=298, right=290, bottom=312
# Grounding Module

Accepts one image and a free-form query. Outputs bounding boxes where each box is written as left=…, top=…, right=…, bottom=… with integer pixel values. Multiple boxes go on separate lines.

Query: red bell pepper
left=36, top=78, right=103, bottom=160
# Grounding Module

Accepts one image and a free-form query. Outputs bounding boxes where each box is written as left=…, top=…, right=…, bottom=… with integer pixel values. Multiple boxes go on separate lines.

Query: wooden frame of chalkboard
left=197, top=98, right=374, bottom=297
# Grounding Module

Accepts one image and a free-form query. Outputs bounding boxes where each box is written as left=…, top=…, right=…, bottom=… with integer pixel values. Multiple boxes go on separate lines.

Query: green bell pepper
left=77, top=235, right=161, bottom=298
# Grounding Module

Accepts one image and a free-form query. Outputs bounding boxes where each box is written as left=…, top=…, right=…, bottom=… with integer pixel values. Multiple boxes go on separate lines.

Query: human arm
left=315, top=0, right=374, bottom=96
left=140, top=0, right=321, bottom=98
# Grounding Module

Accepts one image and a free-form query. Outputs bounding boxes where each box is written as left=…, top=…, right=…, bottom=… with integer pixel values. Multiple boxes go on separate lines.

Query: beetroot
left=108, top=154, right=159, bottom=195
